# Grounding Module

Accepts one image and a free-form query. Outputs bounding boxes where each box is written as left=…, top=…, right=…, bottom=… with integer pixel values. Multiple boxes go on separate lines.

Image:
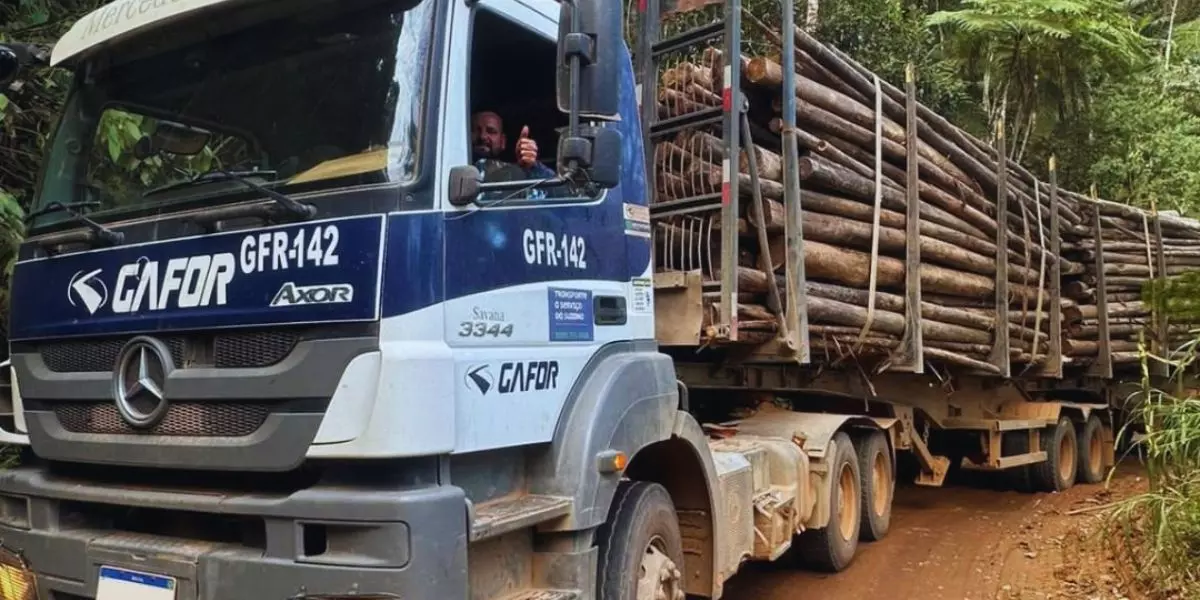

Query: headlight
left=0, top=545, right=36, bottom=600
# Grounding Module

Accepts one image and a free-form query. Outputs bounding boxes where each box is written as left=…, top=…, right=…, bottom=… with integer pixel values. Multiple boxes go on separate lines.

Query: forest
left=3, top=0, right=1200, bottom=596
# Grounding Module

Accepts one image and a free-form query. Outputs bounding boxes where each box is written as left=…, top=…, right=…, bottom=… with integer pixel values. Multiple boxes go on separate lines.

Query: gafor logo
left=68, top=268, right=109, bottom=314
left=465, top=364, right=493, bottom=395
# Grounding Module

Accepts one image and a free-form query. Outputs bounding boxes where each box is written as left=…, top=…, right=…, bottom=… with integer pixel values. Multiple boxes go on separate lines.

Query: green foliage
left=928, top=0, right=1152, bottom=159
left=814, top=0, right=972, bottom=116
left=83, top=107, right=248, bottom=208
left=0, top=1, right=106, bottom=344
left=1039, top=67, right=1200, bottom=213
left=1106, top=333, right=1200, bottom=598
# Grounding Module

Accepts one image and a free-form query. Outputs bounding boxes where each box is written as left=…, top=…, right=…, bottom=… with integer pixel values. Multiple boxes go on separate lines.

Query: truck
left=0, top=0, right=1178, bottom=597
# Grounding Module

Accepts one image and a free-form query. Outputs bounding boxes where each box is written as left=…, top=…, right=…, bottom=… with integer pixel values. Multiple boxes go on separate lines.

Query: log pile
left=648, top=24, right=1199, bottom=375
left=1061, top=198, right=1200, bottom=364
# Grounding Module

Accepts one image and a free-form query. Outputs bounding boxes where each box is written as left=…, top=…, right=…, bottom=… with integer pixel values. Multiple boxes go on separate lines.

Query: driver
left=472, top=110, right=556, bottom=182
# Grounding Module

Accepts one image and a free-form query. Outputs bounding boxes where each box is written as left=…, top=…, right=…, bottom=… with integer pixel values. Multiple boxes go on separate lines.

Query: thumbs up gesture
left=516, top=125, right=538, bottom=169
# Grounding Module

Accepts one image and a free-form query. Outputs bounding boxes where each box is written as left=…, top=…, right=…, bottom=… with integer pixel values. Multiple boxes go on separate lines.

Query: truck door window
left=466, top=6, right=595, bottom=202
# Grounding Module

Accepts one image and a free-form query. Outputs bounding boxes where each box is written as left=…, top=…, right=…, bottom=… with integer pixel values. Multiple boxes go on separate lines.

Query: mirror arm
left=477, top=177, right=568, bottom=195
left=563, top=0, right=584, bottom=174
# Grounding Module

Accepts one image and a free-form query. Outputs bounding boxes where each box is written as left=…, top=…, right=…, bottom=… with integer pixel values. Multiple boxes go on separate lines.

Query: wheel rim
left=837, top=462, right=858, bottom=540
left=1089, top=428, right=1102, bottom=475
left=1058, top=429, right=1076, bottom=484
left=636, top=535, right=684, bottom=600
left=872, top=451, right=889, bottom=517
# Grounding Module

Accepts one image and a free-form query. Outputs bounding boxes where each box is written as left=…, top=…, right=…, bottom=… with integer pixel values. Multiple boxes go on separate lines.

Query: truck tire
left=1076, top=415, right=1106, bottom=484
left=595, top=481, right=686, bottom=600
left=796, top=431, right=860, bottom=572
left=1030, top=417, right=1077, bottom=492
left=856, top=429, right=893, bottom=541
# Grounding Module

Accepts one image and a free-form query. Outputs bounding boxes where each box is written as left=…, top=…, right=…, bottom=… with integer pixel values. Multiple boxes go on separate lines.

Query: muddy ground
left=721, top=462, right=1151, bottom=600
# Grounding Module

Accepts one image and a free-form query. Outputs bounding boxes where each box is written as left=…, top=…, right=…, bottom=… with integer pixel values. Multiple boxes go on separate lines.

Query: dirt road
left=721, top=463, right=1149, bottom=600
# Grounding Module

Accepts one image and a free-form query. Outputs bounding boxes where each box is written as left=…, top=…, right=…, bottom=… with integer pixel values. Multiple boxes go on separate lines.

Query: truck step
left=495, top=590, right=579, bottom=600
left=470, top=494, right=572, bottom=542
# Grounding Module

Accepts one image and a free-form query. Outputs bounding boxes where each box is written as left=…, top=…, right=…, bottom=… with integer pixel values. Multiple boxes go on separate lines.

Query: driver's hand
left=516, top=126, right=538, bottom=169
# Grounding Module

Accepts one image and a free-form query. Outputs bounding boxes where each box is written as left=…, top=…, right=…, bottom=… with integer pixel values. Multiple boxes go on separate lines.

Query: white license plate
left=96, top=566, right=177, bottom=600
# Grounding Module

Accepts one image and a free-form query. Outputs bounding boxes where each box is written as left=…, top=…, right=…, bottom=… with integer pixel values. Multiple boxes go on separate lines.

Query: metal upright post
left=1088, top=189, right=1113, bottom=379
left=1152, top=200, right=1169, bottom=376
left=988, top=121, right=1012, bottom=377
left=780, top=0, right=809, bottom=362
left=717, top=0, right=743, bottom=342
left=1038, top=157, right=1064, bottom=378
left=894, top=63, right=924, bottom=373
left=636, top=0, right=659, bottom=201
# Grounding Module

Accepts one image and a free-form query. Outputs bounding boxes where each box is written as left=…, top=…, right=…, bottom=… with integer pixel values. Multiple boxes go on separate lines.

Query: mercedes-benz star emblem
left=112, top=336, right=174, bottom=429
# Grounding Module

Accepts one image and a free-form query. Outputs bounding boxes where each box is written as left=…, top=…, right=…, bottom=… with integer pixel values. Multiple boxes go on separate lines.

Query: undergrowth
left=1106, top=332, right=1200, bottom=599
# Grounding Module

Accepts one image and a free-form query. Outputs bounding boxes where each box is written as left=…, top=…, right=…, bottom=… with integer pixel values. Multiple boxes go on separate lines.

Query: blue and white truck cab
left=0, top=0, right=921, bottom=598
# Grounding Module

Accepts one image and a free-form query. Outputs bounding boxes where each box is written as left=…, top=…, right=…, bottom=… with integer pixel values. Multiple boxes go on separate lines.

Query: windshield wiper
left=146, top=170, right=316, bottom=221
left=26, top=201, right=124, bottom=246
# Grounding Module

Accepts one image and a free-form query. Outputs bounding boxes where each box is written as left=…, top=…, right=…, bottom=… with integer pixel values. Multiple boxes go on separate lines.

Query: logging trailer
left=0, top=0, right=1182, bottom=597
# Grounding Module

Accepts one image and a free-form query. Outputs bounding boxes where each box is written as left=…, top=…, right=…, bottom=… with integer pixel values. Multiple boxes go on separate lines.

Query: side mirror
left=0, top=46, right=22, bottom=87
left=0, top=43, right=50, bottom=88
left=558, top=125, right=622, bottom=189
left=555, top=0, right=622, bottom=120
left=448, top=165, right=482, bottom=206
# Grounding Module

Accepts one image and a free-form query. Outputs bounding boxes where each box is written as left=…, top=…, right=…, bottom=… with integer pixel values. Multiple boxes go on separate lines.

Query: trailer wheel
left=1031, top=417, right=1077, bottom=492
left=595, top=481, right=686, bottom=600
left=1076, top=415, right=1106, bottom=484
left=857, top=429, right=893, bottom=541
left=796, top=431, right=860, bottom=572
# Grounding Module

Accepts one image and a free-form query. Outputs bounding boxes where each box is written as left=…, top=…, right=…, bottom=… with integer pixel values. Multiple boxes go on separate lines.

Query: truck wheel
left=857, top=429, right=893, bottom=541
left=1076, top=415, right=1106, bottom=484
left=595, top=481, right=686, bottom=600
left=1030, top=417, right=1077, bottom=492
left=796, top=431, right=860, bottom=572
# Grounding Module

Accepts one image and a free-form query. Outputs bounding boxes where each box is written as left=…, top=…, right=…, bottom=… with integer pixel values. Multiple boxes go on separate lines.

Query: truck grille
left=54, top=402, right=271, bottom=437
left=39, top=331, right=300, bottom=372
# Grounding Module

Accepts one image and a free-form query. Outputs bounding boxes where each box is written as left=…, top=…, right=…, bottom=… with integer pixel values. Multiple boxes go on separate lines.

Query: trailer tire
left=1076, top=415, right=1106, bottom=484
left=1031, top=417, right=1077, bottom=492
left=856, top=429, right=893, bottom=541
left=796, top=431, right=860, bottom=572
left=595, top=481, right=687, bottom=600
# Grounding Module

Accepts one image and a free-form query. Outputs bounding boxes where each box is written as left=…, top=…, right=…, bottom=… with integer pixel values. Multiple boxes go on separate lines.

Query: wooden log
left=817, top=131, right=1051, bottom=246
left=791, top=127, right=886, bottom=183
left=799, top=241, right=1042, bottom=301
left=798, top=153, right=1062, bottom=270
left=805, top=295, right=992, bottom=344
left=819, top=37, right=1077, bottom=227
left=805, top=281, right=1044, bottom=344
left=749, top=58, right=974, bottom=193
left=808, top=331, right=1020, bottom=362
left=798, top=190, right=998, bottom=259
left=738, top=16, right=873, bottom=104
left=1103, top=263, right=1199, bottom=277
left=797, top=155, right=990, bottom=240
left=657, top=88, right=713, bottom=117
left=788, top=28, right=1065, bottom=223
left=662, top=62, right=715, bottom=90
left=1063, top=339, right=1139, bottom=357
left=678, top=131, right=784, bottom=183
left=790, top=210, right=1046, bottom=283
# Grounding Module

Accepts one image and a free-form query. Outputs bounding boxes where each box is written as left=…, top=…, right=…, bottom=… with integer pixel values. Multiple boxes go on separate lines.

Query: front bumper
left=0, top=466, right=468, bottom=599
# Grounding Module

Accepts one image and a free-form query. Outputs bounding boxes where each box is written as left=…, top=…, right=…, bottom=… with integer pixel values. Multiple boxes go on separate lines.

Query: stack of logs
left=650, top=24, right=1200, bottom=373
left=1061, top=197, right=1200, bottom=364
left=651, top=26, right=1084, bottom=374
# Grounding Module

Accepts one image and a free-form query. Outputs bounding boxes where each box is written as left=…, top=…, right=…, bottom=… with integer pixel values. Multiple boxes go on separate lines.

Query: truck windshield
left=30, top=0, right=436, bottom=229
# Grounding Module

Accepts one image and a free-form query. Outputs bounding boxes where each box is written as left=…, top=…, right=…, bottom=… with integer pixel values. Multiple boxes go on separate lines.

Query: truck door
left=438, top=0, right=653, bottom=453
